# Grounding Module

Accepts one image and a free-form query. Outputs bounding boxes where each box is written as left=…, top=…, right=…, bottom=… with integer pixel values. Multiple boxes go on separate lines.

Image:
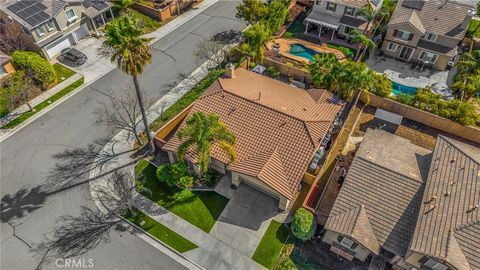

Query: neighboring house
left=322, top=129, right=431, bottom=265
left=323, top=129, right=480, bottom=270
left=0, top=0, right=113, bottom=60
left=161, top=67, right=344, bottom=211
left=0, top=51, right=15, bottom=78
left=304, top=0, right=382, bottom=41
left=381, top=0, right=475, bottom=71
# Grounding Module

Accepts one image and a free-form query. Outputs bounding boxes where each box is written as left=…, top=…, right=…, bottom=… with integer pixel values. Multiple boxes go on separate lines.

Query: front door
left=398, top=46, right=414, bottom=60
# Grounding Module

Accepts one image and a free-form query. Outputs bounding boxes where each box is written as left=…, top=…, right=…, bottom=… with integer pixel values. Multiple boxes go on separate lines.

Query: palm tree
left=309, top=53, right=341, bottom=91
left=351, top=30, right=376, bottom=62
left=99, top=16, right=154, bottom=150
left=240, top=23, right=273, bottom=64
left=177, top=112, right=236, bottom=175
left=456, top=50, right=480, bottom=75
left=452, top=72, right=480, bottom=101
left=356, top=3, right=376, bottom=34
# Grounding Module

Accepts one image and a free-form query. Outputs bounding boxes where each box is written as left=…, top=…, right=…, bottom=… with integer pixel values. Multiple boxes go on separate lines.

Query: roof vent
left=444, top=191, right=450, bottom=197
left=450, top=158, right=456, bottom=163
left=467, top=204, right=479, bottom=213
left=225, top=63, right=235, bottom=78
left=426, top=204, right=438, bottom=214
left=258, top=92, right=261, bottom=100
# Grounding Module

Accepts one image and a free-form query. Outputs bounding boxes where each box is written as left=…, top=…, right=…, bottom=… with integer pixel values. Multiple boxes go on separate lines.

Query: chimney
left=226, top=63, right=235, bottom=78
left=461, top=9, right=475, bottom=29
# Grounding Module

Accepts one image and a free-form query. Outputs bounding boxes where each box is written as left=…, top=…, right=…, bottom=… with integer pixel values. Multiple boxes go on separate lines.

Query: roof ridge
left=438, top=135, right=480, bottom=166
left=455, top=219, right=480, bottom=232
left=445, top=230, right=471, bottom=269
left=356, top=156, right=424, bottom=183
left=257, top=148, right=290, bottom=186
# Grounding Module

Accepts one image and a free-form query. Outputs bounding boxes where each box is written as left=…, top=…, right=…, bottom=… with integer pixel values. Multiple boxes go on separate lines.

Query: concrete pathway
left=0, top=73, right=83, bottom=128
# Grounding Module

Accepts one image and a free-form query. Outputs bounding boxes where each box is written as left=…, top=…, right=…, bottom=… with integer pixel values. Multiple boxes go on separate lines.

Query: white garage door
left=46, top=36, right=72, bottom=58
left=72, top=24, right=89, bottom=42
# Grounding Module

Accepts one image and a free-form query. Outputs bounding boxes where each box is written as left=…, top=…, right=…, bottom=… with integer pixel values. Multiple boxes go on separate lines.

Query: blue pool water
left=289, top=43, right=321, bottom=61
left=391, top=81, right=417, bottom=96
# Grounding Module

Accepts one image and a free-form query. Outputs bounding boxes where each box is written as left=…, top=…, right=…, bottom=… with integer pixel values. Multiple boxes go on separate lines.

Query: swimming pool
left=391, top=81, right=417, bottom=96
left=289, top=43, right=321, bottom=61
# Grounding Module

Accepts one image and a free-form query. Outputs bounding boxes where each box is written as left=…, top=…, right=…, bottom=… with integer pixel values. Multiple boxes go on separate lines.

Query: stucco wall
left=385, top=23, right=422, bottom=47
left=312, top=1, right=368, bottom=22
left=322, top=230, right=372, bottom=261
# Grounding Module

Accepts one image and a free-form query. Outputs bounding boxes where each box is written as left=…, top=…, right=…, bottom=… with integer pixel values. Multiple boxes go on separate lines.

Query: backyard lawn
left=135, top=159, right=229, bottom=232
left=252, top=221, right=290, bottom=269
left=125, top=209, right=198, bottom=253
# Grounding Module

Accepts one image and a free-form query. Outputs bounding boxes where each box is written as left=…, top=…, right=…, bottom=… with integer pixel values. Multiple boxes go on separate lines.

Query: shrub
left=291, top=208, right=317, bottom=241
left=10, top=51, right=56, bottom=88
left=201, top=170, right=219, bottom=187
left=176, top=176, right=193, bottom=190
left=156, top=164, right=175, bottom=187
left=170, top=161, right=189, bottom=179
left=266, top=66, right=280, bottom=77
left=283, top=32, right=293, bottom=38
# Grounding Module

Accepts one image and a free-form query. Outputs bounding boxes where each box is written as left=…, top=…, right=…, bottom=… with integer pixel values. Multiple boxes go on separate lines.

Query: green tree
left=10, top=50, right=56, bottom=89
left=368, top=70, right=392, bottom=97
left=236, top=0, right=268, bottom=25
left=112, top=0, right=134, bottom=15
left=477, top=1, right=480, bottom=16
left=264, top=0, right=288, bottom=34
left=0, top=70, right=34, bottom=112
left=356, top=4, right=376, bottom=34
left=177, top=112, right=237, bottom=175
left=291, top=208, right=317, bottom=241
left=309, top=53, right=341, bottom=91
left=456, top=50, right=480, bottom=76
left=240, top=23, right=273, bottom=63
left=100, top=16, right=154, bottom=150
left=336, top=60, right=372, bottom=101
left=351, top=29, right=376, bottom=62
left=452, top=72, right=480, bottom=101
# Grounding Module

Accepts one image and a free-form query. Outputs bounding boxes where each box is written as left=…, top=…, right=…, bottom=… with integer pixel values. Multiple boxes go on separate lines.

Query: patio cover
left=305, top=10, right=340, bottom=29
left=374, top=109, right=403, bottom=125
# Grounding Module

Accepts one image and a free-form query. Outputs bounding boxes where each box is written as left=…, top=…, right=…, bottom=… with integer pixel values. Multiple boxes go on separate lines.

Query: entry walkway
left=133, top=193, right=266, bottom=270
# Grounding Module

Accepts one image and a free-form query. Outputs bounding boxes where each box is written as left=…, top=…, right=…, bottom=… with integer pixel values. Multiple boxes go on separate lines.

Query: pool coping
left=267, top=38, right=346, bottom=64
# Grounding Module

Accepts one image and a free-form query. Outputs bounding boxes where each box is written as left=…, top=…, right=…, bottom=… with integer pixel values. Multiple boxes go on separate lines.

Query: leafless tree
left=95, top=170, right=137, bottom=215
left=94, top=89, right=153, bottom=145
left=194, top=38, right=229, bottom=69
left=0, top=23, right=26, bottom=54
left=0, top=71, right=36, bottom=113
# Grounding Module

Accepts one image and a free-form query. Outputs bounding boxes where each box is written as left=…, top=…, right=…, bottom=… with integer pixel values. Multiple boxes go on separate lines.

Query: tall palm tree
left=99, top=16, right=154, bottom=150
left=240, top=23, right=273, bottom=64
left=356, top=3, right=376, bottom=34
left=351, top=30, right=376, bottom=62
left=177, top=112, right=236, bottom=175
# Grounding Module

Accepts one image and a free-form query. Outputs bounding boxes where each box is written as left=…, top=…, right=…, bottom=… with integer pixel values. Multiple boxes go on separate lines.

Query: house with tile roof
left=161, top=67, right=344, bottom=211
left=381, top=0, right=475, bottom=71
left=0, top=51, right=15, bottom=79
left=0, top=0, right=113, bottom=60
left=322, top=129, right=480, bottom=270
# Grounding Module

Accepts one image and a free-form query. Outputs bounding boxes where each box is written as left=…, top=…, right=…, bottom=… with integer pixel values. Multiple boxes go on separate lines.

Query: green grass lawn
left=135, top=159, right=229, bottom=232
left=129, top=9, right=161, bottom=34
left=252, top=221, right=290, bottom=269
left=53, top=63, right=75, bottom=83
left=125, top=209, right=198, bottom=253
left=3, top=77, right=84, bottom=129
left=327, top=43, right=356, bottom=59
left=149, top=69, right=225, bottom=131
left=467, top=19, right=480, bottom=38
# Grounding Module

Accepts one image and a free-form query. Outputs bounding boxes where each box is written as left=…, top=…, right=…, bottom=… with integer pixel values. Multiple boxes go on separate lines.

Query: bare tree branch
left=194, top=39, right=229, bottom=69
left=0, top=23, right=26, bottom=54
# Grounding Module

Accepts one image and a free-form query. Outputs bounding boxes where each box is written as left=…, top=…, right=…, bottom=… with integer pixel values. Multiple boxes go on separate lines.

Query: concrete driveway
left=210, top=183, right=279, bottom=257
left=57, top=36, right=116, bottom=84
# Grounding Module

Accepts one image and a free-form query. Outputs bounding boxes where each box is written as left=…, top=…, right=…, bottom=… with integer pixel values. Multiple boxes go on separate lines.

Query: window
left=419, top=51, right=438, bottom=63
left=340, top=237, right=354, bottom=248
left=344, top=6, right=355, bottom=16
left=326, top=2, right=337, bottom=12
left=45, top=20, right=55, bottom=32
left=35, top=25, right=46, bottom=37
left=65, top=9, right=77, bottom=22
left=387, top=42, right=398, bottom=52
left=393, top=30, right=413, bottom=41
left=424, top=32, right=438, bottom=42
left=424, top=259, right=448, bottom=270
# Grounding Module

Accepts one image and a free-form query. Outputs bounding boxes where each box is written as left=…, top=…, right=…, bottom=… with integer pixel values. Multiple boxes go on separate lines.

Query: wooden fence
left=263, top=57, right=312, bottom=83
left=361, top=92, right=480, bottom=143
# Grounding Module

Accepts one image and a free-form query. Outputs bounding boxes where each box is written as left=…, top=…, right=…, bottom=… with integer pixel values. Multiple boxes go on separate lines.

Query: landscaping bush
left=201, top=170, right=219, bottom=187
left=170, top=161, right=189, bottom=179
left=291, top=208, right=317, bottom=241
left=266, top=66, right=280, bottom=77
left=10, top=51, right=56, bottom=88
left=177, top=176, right=194, bottom=190
left=155, top=164, right=175, bottom=187
left=327, top=43, right=354, bottom=59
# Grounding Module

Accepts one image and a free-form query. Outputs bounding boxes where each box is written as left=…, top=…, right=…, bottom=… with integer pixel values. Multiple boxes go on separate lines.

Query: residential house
left=381, top=0, right=475, bottom=71
left=160, top=67, right=344, bottom=211
left=304, top=0, right=382, bottom=42
left=322, top=128, right=431, bottom=264
left=0, top=51, right=15, bottom=79
left=0, top=0, right=113, bottom=60
left=322, top=129, right=480, bottom=270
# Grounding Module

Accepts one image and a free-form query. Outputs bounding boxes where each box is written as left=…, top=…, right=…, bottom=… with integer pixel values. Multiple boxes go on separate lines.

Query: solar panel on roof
left=7, top=1, right=50, bottom=27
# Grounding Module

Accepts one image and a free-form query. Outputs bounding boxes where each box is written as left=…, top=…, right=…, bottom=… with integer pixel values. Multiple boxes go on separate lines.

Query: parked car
left=60, top=48, right=87, bottom=66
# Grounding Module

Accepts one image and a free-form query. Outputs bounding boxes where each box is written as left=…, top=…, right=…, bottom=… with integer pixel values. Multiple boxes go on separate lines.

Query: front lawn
left=135, top=159, right=229, bottom=232
left=252, top=221, right=290, bottom=269
left=53, top=63, right=75, bottom=83
left=125, top=209, right=198, bottom=253
left=3, top=77, right=84, bottom=129
left=129, top=9, right=161, bottom=34
left=467, top=19, right=480, bottom=38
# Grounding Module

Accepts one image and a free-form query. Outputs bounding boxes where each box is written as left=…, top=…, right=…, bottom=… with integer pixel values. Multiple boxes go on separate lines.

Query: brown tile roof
left=325, top=129, right=431, bottom=256
left=388, top=0, right=474, bottom=39
left=409, top=136, right=480, bottom=269
left=162, top=68, right=344, bottom=200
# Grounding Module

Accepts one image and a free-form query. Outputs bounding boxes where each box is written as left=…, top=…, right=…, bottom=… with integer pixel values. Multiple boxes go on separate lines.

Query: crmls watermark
left=55, top=258, right=94, bottom=268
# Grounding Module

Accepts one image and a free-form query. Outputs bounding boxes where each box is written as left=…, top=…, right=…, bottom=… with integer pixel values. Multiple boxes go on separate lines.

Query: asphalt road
left=0, top=1, right=244, bottom=269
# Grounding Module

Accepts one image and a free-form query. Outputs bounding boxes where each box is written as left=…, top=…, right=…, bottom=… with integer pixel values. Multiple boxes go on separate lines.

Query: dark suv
left=60, top=48, right=87, bottom=66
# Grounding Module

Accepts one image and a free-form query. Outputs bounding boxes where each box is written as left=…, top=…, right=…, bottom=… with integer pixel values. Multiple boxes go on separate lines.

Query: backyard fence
left=360, top=92, right=480, bottom=143
left=263, top=57, right=312, bottom=83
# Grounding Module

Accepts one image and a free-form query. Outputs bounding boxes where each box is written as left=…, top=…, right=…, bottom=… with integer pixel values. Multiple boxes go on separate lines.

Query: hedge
left=10, top=51, right=56, bottom=89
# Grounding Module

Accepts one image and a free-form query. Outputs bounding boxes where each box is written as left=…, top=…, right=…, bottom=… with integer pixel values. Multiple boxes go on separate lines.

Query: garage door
left=238, top=176, right=279, bottom=200
left=72, top=24, right=89, bottom=42
left=45, top=36, right=72, bottom=58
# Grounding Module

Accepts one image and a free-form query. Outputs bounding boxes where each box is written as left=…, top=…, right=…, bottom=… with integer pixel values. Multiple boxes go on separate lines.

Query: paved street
left=0, top=1, right=245, bottom=269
